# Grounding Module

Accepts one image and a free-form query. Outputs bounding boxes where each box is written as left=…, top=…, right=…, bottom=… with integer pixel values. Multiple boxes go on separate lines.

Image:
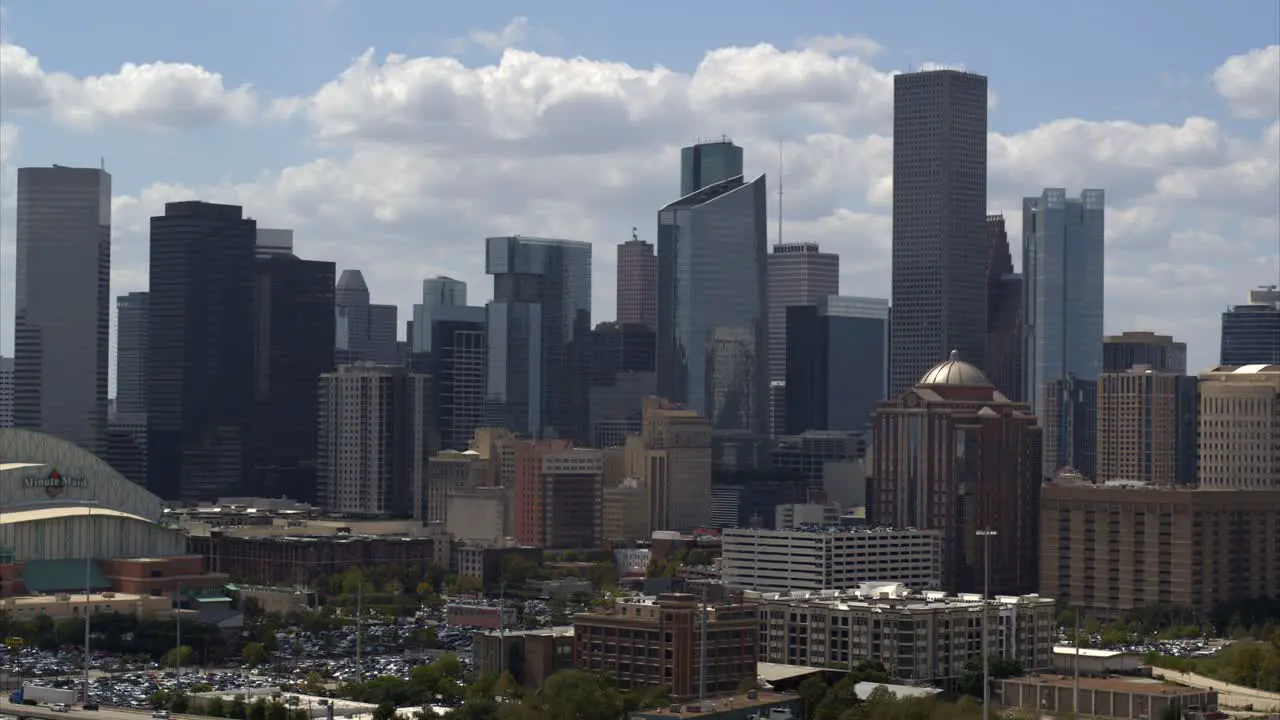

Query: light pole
left=83, top=500, right=100, bottom=708
left=976, top=529, right=998, bottom=720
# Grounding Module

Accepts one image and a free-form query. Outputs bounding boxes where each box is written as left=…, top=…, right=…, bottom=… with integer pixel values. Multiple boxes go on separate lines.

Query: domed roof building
left=869, top=351, right=1041, bottom=596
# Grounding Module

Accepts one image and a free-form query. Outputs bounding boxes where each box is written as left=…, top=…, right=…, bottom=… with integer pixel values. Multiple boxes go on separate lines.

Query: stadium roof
left=0, top=506, right=150, bottom=525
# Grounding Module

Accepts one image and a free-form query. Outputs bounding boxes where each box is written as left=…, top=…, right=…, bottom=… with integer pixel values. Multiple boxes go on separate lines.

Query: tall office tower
left=13, top=166, right=111, bottom=454
left=335, top=269, right=399, bottom=364
left=657, top=175, right=769, bottom=434
left=870, top=352, right=1042, bottom=595
left=411, top=276, right=467, bottom=353
left=784, top=296, right=888, bottom=435
left=1197, top=364, right=1280, bottom=489
left=681, top=138, right=745, bottom=196
left=1096, top=366, right=1198, bottom=485
left=890, top=70, right=989, bottom=398
left=317, top=363, right=431, bottom=516
left=1221, top=287, right=1280, bottom=365
left=569, top=321, right=657, bottom=447
left=147, top=202, right=256, bottom=501
left=251, top=229, right=336, bottom=502
left=1041, top=375, right=1097, bottom=480
left=1022, top=188, right=1106, bottom=415
left=421, top=304, right=488, bottom=451
left=115, top=292, right=149, bottom=416
left=514, top=441, right=604, bottom=548
left=984, top=215, right=1024, bottom=401
left=485, top=235, right=593, bottom=438
left=616, top=232, right=657, bottom=330
left=624, top=396, right=713, bottom=532
left=0, top=357, right=13, bottom=428
left=1104, top=331, right=1188, bottom=374
left=767, top=242, right=840, bottom=382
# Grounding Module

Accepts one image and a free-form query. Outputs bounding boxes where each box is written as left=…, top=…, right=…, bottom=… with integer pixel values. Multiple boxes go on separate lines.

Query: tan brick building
left=1040, top=480, right=1280, bottom=618
left=1197, top=364, right=1280, bottom=489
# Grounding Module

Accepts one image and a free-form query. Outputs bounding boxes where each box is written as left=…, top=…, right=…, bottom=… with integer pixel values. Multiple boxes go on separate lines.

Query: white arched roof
left=0, top=429, right=164, bottom=522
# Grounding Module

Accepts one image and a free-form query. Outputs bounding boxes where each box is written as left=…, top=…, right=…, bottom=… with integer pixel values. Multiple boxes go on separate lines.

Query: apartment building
left=572, top=593, right=758, bottom=700
left=514, top=441, right=604, bottom=549
left=1040, top=479, right=1280, bottom=618
left=748, top=583, right=1055, bottom=688
left=721, top=527, right=942, bottom=593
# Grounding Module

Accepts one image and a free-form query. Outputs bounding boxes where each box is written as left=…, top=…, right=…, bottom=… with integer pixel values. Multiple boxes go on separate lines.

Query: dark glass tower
left=890, top=70, right=989, bottom=398
left=681, top=140, right=745, bottom=197
left=1221, top=289, right=1280, bottom=366
left=422, top=306, right=488, bottom=451
left=115, top=292, right=149, bottom=416
left=1103, top=331, right=1187, bottom=374
left=984, top=215, right=1024, bottom=402
left=657, top=174, right=768, bottom=435
left=252, top=243, right=336, bottom=502
left=784, top=296, right=888, bottom=435
left=147, top=202, right=256, bottom=502
left=569, top=322, right=657, bottom=446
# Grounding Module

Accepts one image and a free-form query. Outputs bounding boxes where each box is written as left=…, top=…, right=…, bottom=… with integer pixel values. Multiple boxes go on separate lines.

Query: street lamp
left=83, top=500, right=101, bottom=708
left=975, top=529, right=998, bottom=720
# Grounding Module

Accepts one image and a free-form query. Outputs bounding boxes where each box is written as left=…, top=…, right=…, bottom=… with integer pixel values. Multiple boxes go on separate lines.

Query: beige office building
left=623, top=397, right=712, bottom=533
left=1040, top=480, right=1280, bottom=618
left=1197, top=364, right=1280, bottom=489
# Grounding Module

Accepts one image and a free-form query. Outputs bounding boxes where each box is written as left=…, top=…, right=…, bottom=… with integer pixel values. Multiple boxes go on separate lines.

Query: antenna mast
left=776, top=139, right=784, bottom=246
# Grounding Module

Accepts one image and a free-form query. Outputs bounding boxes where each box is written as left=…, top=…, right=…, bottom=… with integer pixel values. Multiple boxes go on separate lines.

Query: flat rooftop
left=1007, top=674, right=1210, bottom=696
left=635, top=691, right=796, bottom=718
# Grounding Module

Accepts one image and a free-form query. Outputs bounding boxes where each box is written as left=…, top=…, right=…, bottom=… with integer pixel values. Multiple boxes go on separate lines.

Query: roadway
left=1, top=706, right=217, bottom=720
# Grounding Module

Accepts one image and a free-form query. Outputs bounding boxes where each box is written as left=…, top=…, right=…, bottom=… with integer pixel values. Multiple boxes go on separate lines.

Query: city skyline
left=0, top=4, right=1277, bottom=386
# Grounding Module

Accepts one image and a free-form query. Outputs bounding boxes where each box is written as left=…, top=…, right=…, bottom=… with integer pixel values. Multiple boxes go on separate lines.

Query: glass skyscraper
left=1221, top=287, right=1280, bottom=366
left=1022, top=188, right=1106, bottom=415
left=14, top=166, right=112, bottom=455
left=681, top=140, right=745, bottom=197
left=485, top=235, right=592, bottom=438
left=657, top=174, right=768, bottom=434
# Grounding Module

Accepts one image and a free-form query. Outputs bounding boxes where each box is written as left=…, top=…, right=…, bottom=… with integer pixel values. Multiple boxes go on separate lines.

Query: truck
left=9, top=684, right=78, bottom=706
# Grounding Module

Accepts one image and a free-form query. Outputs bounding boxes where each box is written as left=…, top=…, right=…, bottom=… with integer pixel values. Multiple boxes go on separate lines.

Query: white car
left=52, top=704, right=70, bottom=713
left=152, top=712, right=170, bottom=719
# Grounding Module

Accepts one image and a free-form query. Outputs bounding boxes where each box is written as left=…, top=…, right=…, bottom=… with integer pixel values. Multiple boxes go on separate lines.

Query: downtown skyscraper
left=657, top=173, right=769, bottom=435
left=890, top=70, right=990, bottom=397
left=616, top=231, right=657, bottom=331
left=1022, top=188, right=1106, bottom=414
left=766, top=242, right=839, bottom=382
left=485, top=235, right=593, bottom=438
left=13, top=165, right=112, bottom=454
left=115, top=292, right=149, bottom=416
left=147, top=201, right=256, bottom=502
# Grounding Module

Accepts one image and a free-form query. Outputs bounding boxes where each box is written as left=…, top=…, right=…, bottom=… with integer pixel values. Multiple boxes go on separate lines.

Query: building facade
left=420, top=306, right=488, bottom=451
left=335, top=269, right=399, bottom=364
left=625, top=397, right=713, bottom=533
left=251, top=238, right=336, bottom=502
left=485, top=235, right=593, bottom=439
left=984, top=215, right=1024, bottom=402
left=147, top=201, right=256, bottom=502
left=115, top=292, right=149, bottom=416
left=514, top=443, right=604, bottom=549
left=766, top=242, right=840, bottom=382
left=573, top=593, right=759, bottom=700
left=1022, top=188, right=1106, bottom=415
left=1104, top=331, right=1188, bottom=374
left=569, top=322, right=656, bottom=448
left=1221, top=287, right=1280, bottom=366
left=411, top=276, right=467, bottom=354
left=784, top=296, right=887, bottom=435
left=1196, top=364, right=1280, bottom=488
left=317, top=364, right=431, bottom=516
left=616, top=233, right=657, bottom=331
left=721, top=527, right=942, bottom=593
left=681, top=139, right=745, bottom=197
left=871, top=353, right=1041, bottom=595
left=1041, top=375, right=1097, bottom=481
left=1096, top=366, right=1198, bottom=484
left=14, top=166, right=112, bottom=456
left=1040, top=480, right=1280, bottom=618
left=0, top=357, right=13, bottom=428
left=657, top=174, right=768, bottom=435
left=890, top=70, right=989, bottom=398
left=749, top=584, right=1056, bottom=687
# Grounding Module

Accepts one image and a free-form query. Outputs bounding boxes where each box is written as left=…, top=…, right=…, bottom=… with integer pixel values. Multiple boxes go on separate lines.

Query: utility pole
left=699, top=585, right=708, bottom=707
left=1073, top=607, right=1081, bottom=720
left=83, top=505, right=93, bottom=707
left=976, top=529, right=998, bottom=720
left=175, top=582, right=182, bottom=692
left=355, top=574, right=363, bottom=683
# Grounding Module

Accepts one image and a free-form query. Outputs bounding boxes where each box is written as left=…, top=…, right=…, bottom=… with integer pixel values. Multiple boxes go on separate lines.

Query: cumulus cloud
left=8, top=38, right=1276, bottom=372
left=1213, top=45, right=1280, bottom=119
left=0, top=42, right=259, bottom=131
left=797, top=34, right=884, bottom=57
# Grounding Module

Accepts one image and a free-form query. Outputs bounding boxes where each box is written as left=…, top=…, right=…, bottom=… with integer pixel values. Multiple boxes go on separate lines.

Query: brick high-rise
left=616, top=230, right=656, bottom=330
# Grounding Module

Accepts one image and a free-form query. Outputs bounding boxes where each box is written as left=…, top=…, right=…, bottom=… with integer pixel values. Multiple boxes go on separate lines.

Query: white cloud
left=1213, top=44, right=1280, bottom=119
left=0, top=42, right=259, bottom=131
left=5, top=39, right=1277, bottom=373
left=797, top=34, right=884, bottom=57
left=444, top=16, right=558, bottom=55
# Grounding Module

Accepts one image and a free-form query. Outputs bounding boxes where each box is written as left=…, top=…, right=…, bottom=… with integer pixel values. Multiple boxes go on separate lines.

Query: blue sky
left=0, top=0, right=1277, bottom=377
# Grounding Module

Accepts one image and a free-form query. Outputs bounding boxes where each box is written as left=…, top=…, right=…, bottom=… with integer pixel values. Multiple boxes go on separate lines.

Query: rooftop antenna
left=776, top=139, right=784, bottom=246
left=100, top=157, right=105, bottom=171
left=631, top=226, right=638, bottom=243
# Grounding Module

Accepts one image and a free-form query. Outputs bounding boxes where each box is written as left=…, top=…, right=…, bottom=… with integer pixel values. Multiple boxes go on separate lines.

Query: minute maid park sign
left=21, top=469, right=89, bottom=499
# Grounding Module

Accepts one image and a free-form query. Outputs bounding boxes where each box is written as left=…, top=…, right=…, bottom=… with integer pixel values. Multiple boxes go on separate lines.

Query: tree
left=372, top=702, right=398, bottom=720
left=537, top=670, right=622, bottom=720
left=160, top=645, right=197, bottom=669
left=242, top=641, right=267, bottom=666
left=500, top=555, right=539, bottom=588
